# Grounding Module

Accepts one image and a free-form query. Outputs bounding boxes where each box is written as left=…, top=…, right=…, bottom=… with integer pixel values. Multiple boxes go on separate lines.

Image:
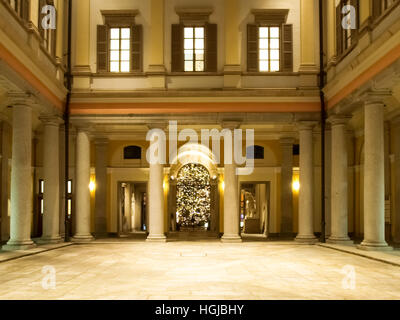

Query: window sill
left=94, top=72, right=146, bottom=77
left=169, top=72, right=222, bottom=76
left=243, top=71, right=296, bottom=76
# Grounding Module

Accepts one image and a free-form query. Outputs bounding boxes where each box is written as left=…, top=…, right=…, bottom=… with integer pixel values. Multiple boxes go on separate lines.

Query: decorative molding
left=101, top=10, right=139, bottom=26
left=175, top=7, right=213, bottom=24
left=250, top=9, right=289, bottom=25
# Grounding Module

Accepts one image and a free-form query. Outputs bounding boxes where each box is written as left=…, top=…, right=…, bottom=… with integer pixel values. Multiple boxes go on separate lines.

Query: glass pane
left=195, top=61, right=204, bottom=72
left=184, top=27, right=193, bottom=38
left=110, top=61, right=119, bottom=72
left=259, top=39, right=269, bottom=49
left=67, top=199, right=72, bottom=215
left=270, top=27, right=279, bottom=38
left=110, top=50, right=119, bottom=61
left=196, top=52, right=204, bottom=61
left=110, top=40, right=119, bottom=50
left=195, top=27, right=204, bottom=38
left=259, top=60, right=269, bottom=72
left=110, top=28, right=120, bottom=39
left=270, top=49, right=280, bottom=60
left=184, top=50, right=193, bottom=60
left=195, top=39, right=204, bottom=49
left=270, top=61, right=280, bottom=72
left=259, top=49, right=269, bottom=60
left=121, top=50, right=130, bottom=61
left=120, top=61, right=130, bottom=72
left=185, top=61, right=194, bottom=72
left=121, top=28, right=130, bottom=39
left=121, top=39, right=130, bottom=50
left=184, top=39, right=193, bottom=49
left=259, top=27, right=269, bottom=38
left=270, top=39, right=280, bottom=49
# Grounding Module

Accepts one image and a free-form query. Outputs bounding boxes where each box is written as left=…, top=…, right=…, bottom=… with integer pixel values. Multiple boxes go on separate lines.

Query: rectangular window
left=109, top=27, right=131, bottom=73
left=259, top=26, right=280, bottom=72
left=184, top=27, right=205, bottom=72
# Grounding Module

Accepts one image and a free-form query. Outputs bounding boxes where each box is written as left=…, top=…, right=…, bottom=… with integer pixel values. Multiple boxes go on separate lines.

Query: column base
left=71, top=234, right=94, bottom=243
left=2, top=239, right=36, bottom=251
left=326, top=237, right=354, bottom=245
left=357, top=241, right=393, bottom=251
left=221, top=234, right=242, bottom=243
left=35, top=236, right=63, bottom=245
left=146, top=234, right=167, bottom=242
left=295, top=235, right=318, bottom=244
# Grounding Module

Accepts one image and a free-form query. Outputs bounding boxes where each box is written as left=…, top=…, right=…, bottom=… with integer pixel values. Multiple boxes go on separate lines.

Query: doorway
left=239, top=182, right=271, bottom=237
left=117, top=182, right=147, bottom=236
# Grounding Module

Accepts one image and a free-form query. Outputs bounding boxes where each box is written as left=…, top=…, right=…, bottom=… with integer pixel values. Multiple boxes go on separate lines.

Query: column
left=29, top=0, right=39, bottom=28
left=38, top=116, right=62, bottom=244
left=94, top=138, right=108, bottom=237
left=358, top=95, right=391, bottom=251
left=326, top=0, right=336, bottom=64
left=295, top=122, right=317, bottom=244
left=146, top=129, right=166, bottom=242
left=56, top=0, right=65, bottom=62
left=73, top=0, right=90, bottom=73
left=327, top=115, right=353, bottom=244
left=280, top=138, right=294, bottom=236
left=148, top=0, right=166, bottom=88
left=72, top=128, right=94, bottom=242
left=2, top=98, right=35, bottom=251
left=299, top=0, right=317, bottom=71
left=393, top=117, right=400, bottom=244
left=223, top=0, right=241, bottom=88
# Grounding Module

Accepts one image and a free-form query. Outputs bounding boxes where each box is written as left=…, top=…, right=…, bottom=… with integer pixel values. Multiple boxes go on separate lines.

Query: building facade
left=0, top=0, right=399, bottom=250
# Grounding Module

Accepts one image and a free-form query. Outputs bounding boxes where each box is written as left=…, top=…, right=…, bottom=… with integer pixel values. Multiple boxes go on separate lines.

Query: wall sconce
left=292, top=179, right=300, bottom=192
left=89, top=180, right=96, bottom=192
left=221, top=181, right=225, bottom=190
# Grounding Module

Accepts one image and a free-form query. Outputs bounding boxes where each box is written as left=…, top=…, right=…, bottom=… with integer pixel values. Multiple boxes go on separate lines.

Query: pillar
left=280, top=138, right=294, bottom=236
left=72, top=128, right=94, bottom=242
left=393, top=117, right=400, bottom=244
left=223, top=0, right=241, bottom=88
left=295, top=122, right=318, bottom=244
left=38, top=116, right=62, bottom=244
left=146, top=129, right=166, bottom=242
left=2, top=98, right=35, bottom=251
left=94, top=138, right=108, bottom=237
left=358, top=95, right=392, bottom=251
left=56, top=0, right=65, bottom=62
left=326, top=0, right=336, bottom=65
left=299, top=0, right=317, bottom=71
left=327, top=115, right=353, bottom=244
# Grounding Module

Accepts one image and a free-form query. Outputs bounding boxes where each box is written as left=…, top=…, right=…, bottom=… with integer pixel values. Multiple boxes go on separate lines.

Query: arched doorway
left=176, top=163, right=211, bottom=231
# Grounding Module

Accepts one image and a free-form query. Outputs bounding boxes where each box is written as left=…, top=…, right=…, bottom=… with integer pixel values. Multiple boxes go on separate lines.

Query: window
left=67, top=179, right=72, bottom=218
left=372, top=0, right=398, bottom=19
left=336, top=0, right=359, bottom=57
left=124, top=146, right=142, bottom=160
left=97, top=10, right=142, bottom=73
left=184, top=27, right=205, bottom=72
left=38, top=0, right=57, bottom=56
left=7, top=0, right=30, bottom=21
left=109, top=27, right=131, bottom=72
left=293, top=144, right=300, bottom=156
left=259, top=27, right=280, bottom=72
left=38, top=179, right=44, bottom=215
left=247, top=145, right=265, bottom=160
left=247, top=10, right=292, bottom=72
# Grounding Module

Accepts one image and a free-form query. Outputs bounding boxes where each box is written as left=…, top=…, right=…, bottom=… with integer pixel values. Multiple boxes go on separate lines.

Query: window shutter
left=21, top=0, right=30, bottom=22
left=205, top=23, right=218, bottom=72
left=282, top=24, right=293, bottom=72
left=372, top=0, right=382, bottom=19
left=336, top=4, right=343, bottom=56
left=171, top=24, right=184, bottom=72
left=50, top=8, right=57, bottom=57
left=350, top=0, right=358, bottom=44
left=39, top=0, right=47, bottom=39
left=97, top=25, right=108, bottom=73
left=131, top=25, right=143, bottom=72
left=247, top=24, right=258, bottom=72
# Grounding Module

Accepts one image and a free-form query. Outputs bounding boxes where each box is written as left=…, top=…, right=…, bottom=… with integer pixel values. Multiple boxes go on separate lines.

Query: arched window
left=247, top=145, right=264, bottom=160
left=124, top=146, right=142, bottom=160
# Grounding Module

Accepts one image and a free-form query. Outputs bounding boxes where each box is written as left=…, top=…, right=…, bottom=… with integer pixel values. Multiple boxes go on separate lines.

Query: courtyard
left=1, top=241, right=400, bottom=300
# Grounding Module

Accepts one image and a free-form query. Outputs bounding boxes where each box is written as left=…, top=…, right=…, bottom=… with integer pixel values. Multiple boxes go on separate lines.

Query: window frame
left=109, top=26, right=131, bottom=73
left=336, top=0, right=359, bottom=60
left=257, top=24, right=282, bottom=73
left=183, top=25, right=206, bottom=73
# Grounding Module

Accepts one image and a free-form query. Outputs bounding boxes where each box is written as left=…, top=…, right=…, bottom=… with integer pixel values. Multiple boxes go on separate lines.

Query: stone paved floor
left=1, top=241, right=400, bottom=300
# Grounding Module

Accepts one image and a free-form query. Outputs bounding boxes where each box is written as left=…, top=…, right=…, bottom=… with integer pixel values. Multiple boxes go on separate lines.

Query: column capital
left=361, top=90, right=392, bottom=105
left=7, top=92, right=37, bottom=107
left=74, top=124, right=92, bottom=134
left=327, top=115, right=352, bottom=126
left=221, top=120, right=241, bottom=130
left=39, top=115, right=63, bottom=126
left=297, top=121, right=318, bottom=131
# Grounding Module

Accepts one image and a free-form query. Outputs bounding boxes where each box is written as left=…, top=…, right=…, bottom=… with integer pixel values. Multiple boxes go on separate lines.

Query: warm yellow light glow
left=89, top=180, right=96, bottom=192
left=292, top=180, right=300, bottom=192
left=221, top=181, right=225, bottom=190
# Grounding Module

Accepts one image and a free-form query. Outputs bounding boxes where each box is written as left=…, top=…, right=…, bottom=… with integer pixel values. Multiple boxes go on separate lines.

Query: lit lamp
left=221, top=181, right=225, bottom=190
left=292, top=179, right=300, bottom=193
left=89, top=180, right=96, bottom=192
